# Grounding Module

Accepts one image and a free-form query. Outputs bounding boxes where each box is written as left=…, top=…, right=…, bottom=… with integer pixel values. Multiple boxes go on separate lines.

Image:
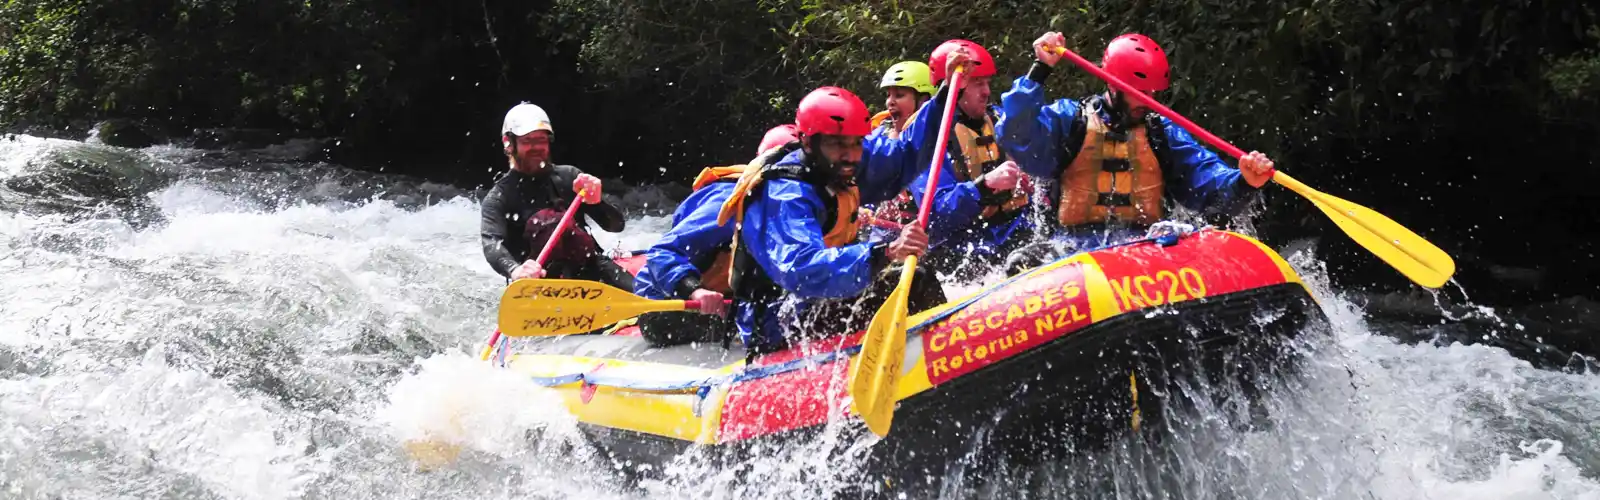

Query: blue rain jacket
left=734, top=89, right=952, bottom=346
left=905, top=104, right=1033, bottom=259
left=632, top=180, right=740, bottom=301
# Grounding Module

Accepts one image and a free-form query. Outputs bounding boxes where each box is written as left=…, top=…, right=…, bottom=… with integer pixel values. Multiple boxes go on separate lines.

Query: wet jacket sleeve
left=638, top=186, right=736, bottom=299
left=479, top=183, right=520, bottom=278
left=856, top=82, right=954, bottom=205
left=1157, top=118, right=1259, bottom=216
left=742, top=179, right=885, bottom=299
left=997, top=74, right=1081, bottom=179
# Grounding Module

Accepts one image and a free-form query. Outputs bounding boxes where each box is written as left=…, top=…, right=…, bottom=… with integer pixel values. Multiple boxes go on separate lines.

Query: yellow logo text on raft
left=1106, top=267, right=1209, bottom=312
left=922, top=263, right=1093, bottom=386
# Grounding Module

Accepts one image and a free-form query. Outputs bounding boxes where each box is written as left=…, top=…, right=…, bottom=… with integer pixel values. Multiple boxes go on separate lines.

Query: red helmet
left=1102, top=33, right=1170, bottom=92
left=929, top=39, right=997, bottom=84
left=756, top=124, right=799, bottom=155
left=794, top=86, right=872, bottom=137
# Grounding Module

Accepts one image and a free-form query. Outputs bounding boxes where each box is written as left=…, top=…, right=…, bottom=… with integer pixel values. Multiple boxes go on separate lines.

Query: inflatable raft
left=491, top=228, right=1328, bottom=489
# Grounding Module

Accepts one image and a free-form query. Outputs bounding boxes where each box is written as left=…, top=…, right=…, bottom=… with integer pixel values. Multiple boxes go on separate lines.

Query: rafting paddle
left=480, top=189, right=590, bottom=359
left=497, top=278, right=717, bottom=337
left=850, top=67, right=966, bottom=437
left=1049, top=46, right=1456, bottom=289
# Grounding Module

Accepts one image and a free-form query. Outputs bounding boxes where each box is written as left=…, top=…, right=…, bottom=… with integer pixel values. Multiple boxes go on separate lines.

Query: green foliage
left=0, top=0, right=401, bottom=131
left=0, top=0, right=1594, bottom=181
left=552, top=0, right=1599, bottom=166
left=1542, top=26, right=1600, bottom=123
left=539, top=0, right=801, bottom=139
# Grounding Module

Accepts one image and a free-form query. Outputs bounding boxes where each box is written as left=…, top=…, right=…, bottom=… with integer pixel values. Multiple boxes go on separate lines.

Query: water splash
left=1, top=134, right=1597, bottom=499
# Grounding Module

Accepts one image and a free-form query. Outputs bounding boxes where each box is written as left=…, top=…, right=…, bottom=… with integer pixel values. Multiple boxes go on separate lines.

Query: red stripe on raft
left=717, top=357, right=852, bottom=442
left=1092, top=231, right=1286, bottom=315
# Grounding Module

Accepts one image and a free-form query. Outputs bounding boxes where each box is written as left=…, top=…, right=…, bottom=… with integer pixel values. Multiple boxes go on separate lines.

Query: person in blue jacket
left=630, top=124, right=800, bottom=347
left=718, top=48, right=973, bottom=355
left=996, top=32, right=1278, bottom=271
left=904, top=39, right=1036, bottom=282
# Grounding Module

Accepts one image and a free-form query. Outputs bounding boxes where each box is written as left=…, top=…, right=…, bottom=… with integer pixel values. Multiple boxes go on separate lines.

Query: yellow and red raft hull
left=498, top=229, right=1326, bottom=473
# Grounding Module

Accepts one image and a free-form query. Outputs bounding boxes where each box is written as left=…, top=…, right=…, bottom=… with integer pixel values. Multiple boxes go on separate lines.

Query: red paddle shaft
left=535, top=191, right=589, bottom=266
left=1052, top=46, right=1250, bottom=160
left=916, top=70, right=967, bottom=228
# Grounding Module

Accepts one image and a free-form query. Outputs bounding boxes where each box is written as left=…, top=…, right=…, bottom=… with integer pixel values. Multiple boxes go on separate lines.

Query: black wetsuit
left=479, top=165, right=634, bottom=290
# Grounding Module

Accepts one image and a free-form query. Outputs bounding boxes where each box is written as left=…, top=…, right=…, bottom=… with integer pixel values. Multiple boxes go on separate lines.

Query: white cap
left=501, top=103, right=553, bottom=137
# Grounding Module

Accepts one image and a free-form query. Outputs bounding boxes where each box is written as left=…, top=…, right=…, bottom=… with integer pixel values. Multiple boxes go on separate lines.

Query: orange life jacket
left=951, top=109, right=1029, bottom=219
left=868, top=110, right=916, bottom=227
left=692, top=165, right=747, bottom=191
left=1057, top=103, right=1164, bottom=227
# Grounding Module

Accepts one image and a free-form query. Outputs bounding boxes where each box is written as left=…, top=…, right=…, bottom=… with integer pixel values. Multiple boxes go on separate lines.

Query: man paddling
left=904, top=39, right=1035, bottom=281
left=631, top=125, right=800, bottom=346
left=719, top=47, right=975, bottom=354
left=996, top=32, right=1276, bottom=268
left=480, top=103, right=633, bottom=291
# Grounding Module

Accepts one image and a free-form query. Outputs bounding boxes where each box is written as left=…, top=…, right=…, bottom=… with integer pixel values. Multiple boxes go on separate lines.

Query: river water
left=1, top=134, right=1596, bottom=499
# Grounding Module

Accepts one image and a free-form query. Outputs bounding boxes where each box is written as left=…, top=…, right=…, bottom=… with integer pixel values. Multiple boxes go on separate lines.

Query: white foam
left=0, top=348, right=315, bottom=500
left=2, top=134, right=1598, bottom=498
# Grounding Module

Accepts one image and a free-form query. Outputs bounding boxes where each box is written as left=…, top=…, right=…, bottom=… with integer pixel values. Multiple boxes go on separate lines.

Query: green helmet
left=878, top=61, right=936, bottom=95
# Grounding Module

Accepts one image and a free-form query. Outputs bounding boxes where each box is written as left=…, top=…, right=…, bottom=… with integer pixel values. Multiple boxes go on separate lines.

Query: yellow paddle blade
left=497, top=278, right=691, bottom=337
left=1272, top=172, right=1456, bottom=289
left=850, top=255, right=916, bottom=437
left=403, top=438, right=463, bottom=470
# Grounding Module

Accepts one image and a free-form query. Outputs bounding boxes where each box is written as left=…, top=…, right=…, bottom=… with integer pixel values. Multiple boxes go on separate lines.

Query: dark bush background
left=3, top=0, right=1597, bottom=301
